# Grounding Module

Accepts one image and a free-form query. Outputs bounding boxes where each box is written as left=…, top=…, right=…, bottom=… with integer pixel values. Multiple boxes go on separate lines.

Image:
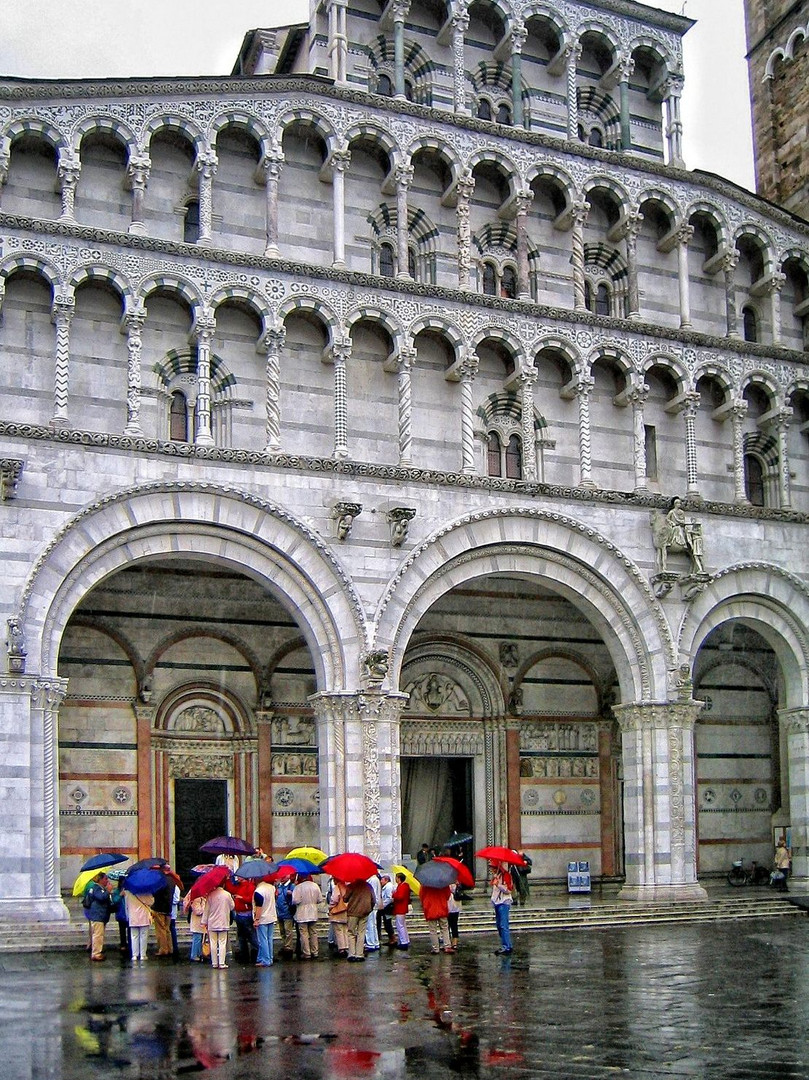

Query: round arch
left=373, top=508, right=674, bottom=703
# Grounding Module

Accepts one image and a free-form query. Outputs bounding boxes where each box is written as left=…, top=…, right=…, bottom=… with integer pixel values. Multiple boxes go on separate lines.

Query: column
left=768, top=407, right=793, bottom=509
left=519, top=367, right=538, bottom=481
left=615, top=701, right=707, bottom=901
left=510, top=21, right=527, bottom=129
left=682, top=391, right=700, bottom=498
left=0, top=675, right=71, bottom=921
left=459, top=353, right=478, bottom=474
left=392, top=0, right=411, bottom=99
left=766, top=272, right=786, bottom=346
left=675, top=224, right=694, bottom=328
left=730, top=399, right=748, bottom=503
left=575, top=375, right=595, bottom=488
left=514, top=190, right=533, bottom=299
left=506, top=723, right=522, bottom=850
left=195, top=149, right=217, bottom=246
left=57, top=147, right=81, bottom=222
left=565, top=42, right=582, bottom=141
left=394, top=162, right=414, bottom=278
left=456, top=170, right=475, bottom=290
left=451, top=10, right=469, bottom=114
left=618, top=55, right=634, bottom=150
left=393, top=345, right=416, bottom=466
left=330, top=148, right=351, bottom=268
left=261, top=325, right=285, bottom=452
left=192, top=314, right=215, bottom=446
left=255, top=711, right=274, bottom=853
left=126, top=152, right=150, bottom=234
left=123, top=304, right=146, bottom=436
left=327, top=0, right=348, bottom=83
left=598, top=722, right=618, bottom=877
left=570, top=201, right=589, bottom=311
left=623, top=212, right=643, bottom=318
left=331, top=337, right=351, bottom=459
left=663, top=75, right=685, bottom=168
left=260, top=149, right=284, bottom=257
left=0, top=151, right=9, bottom=210
left=722, top=250, right=740, bottom=338
left=628, top=382, right=649, bottom=492
left=50, top=293, right=75, bottom=429
left=311, top=691, right=408, bottom=866
left=778, top=709, right=809, bottom=883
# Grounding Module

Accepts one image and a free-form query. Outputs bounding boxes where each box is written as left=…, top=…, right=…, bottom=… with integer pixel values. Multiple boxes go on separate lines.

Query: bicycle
left=727, top=859, right=770, bottom=886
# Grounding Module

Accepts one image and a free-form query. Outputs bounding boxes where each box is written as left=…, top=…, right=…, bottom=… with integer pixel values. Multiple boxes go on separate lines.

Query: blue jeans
left=255, top=922, right=274, bottom=965
left=189, top=931, right=203, bottom=961
left=493, top=902, right=512, bottom=951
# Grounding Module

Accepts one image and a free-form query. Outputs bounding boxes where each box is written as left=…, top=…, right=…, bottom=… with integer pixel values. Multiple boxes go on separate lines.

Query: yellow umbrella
left=286, top=846, right=328, bottom=864
left=72, top=866, right=110, bottom=897
left=391, top=864, right=421, bottom=896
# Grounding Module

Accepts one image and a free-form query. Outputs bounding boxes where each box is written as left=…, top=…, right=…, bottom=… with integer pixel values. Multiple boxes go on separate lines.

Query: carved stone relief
left=404, top=672, right=471, bottom=715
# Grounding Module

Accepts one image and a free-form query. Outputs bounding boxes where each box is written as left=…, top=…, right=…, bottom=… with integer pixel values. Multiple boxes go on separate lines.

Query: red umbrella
left=319, top=852, right=378, bottom=883
left=433, top=856, right=475, bottom=888
left=187, top=864, right=231, bottom=900
left=475, top=846, right=527, bottom=866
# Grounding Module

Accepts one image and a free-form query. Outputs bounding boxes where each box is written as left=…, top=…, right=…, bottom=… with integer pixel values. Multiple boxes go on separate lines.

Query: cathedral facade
left=2, top=0, right=809, bottom=923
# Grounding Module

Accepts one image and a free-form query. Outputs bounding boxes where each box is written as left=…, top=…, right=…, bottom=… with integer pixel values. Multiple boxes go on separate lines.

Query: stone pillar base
left=619, top=882, right=709, bottom=904
left=0, top=895, right=71, bottom=922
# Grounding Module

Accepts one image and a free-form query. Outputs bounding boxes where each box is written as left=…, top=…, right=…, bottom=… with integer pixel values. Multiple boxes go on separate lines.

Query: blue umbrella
left=129, top=857, right=169, bottom=873
left=282, top=857, right=323, bottom=876
left=80, top=852, right=127, bottom=872
left=235, top=860, right=279, bottom=880
left=123, top=867, right=167, bottom=894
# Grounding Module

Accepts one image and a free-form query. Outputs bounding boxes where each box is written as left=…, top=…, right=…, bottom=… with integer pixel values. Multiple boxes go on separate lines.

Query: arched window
left=496, top=103, right=512, bottom=126
left=595, top=283, right=611, bottom=316
left=408, top=246, right=417, bottom=280
left=744, top=453, right=765, bottom=506
left=487, top=432, right=503, bottom=476
left=577, top=124, right=586, bottom=142
left=588, top=128, right=604, bottom=148
left=743, top=306, right=758, bottom=343
left=183, top=199, right=200, bottom=244
left=477, top=99, right=492, bottom=121
left=170, top=391, right=189, bottom=442
left=584, top=281, right=592, bottom=311
left=379, top=242, right=395, bottom=277
left=377, top=73, right=393, bottom=97
left=505, top=434, right=522, bottom=479
left=482, top=263, right=497, bottom=296
left=501, top=266, right=517, bottom=299
left=404, top=79, right=414, bottom=102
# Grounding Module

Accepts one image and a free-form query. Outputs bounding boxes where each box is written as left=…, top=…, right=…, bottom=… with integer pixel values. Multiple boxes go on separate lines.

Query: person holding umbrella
left=124, top=886, right=155, bottom=963
left=291, top=874, right=323, bottom=960
left=392, top=872, right=412, bottom=950
left=420, top=883, right=454, bottom=954
left=83, top=872, right=113, bottom=962
left=489, top=861, right=514, bottom=956
left=343, top=877, right=375, bottom=962
left=202, top=880, right=235, bottom=969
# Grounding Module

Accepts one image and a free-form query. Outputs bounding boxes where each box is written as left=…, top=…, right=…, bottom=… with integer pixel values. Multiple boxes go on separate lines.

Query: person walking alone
left=490, top=862, right=514, bottom=956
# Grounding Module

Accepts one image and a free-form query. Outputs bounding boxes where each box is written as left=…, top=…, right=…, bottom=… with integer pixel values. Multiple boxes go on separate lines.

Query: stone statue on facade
left=650, top=497, right=705, bottom=576
left=6, top=617, right=26, bottom=673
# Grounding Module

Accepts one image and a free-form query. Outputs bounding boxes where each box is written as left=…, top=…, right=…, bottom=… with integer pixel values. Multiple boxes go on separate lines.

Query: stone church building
left=2, top=0, right=809, bottom=923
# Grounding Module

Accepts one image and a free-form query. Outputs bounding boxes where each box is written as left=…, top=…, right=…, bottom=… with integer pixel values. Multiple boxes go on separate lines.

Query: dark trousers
left=234, top=913, right=258, bottom=962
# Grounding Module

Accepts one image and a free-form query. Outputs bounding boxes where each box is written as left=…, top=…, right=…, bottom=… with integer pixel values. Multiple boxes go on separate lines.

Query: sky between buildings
left=0, top=0, right=755, bottom=191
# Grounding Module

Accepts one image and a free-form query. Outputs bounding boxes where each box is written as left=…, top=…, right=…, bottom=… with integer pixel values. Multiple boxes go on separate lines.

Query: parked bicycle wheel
left=727, top=863, right=747, bottom=886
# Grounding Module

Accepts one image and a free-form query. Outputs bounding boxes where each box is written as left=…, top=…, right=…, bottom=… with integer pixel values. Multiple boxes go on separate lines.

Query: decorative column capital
left=126, top=152, right=151, bottom=187
left=614, top=700, right=703, bottom=732
left=721, top=249, right=740, bottom=274
left=779, top=708, right=809, bottom=735
left=330, top=148, right=352, bottom=177
left=456, top=170, right=475, bottom=202
left=331, top=500, right=362, bottom=540
left=618, top=53, right=635, bottom=82
left=570, top=199, right=590, bottom=227
left=626, top=382, right=649, bottom=407
left=51, top=293, right=75, bottom=325
left=514, top=189, right=533, bottom=217
left=259, top=150, right=285, bottom=181
left=0, top=459, right=24, bottom=501
left=729, top=398, right=748, bottom=421
left=394, top=162, right=414, bottom=190
left=519, top=366, right=538, bottom=387
left=451, top=9, right=470, bottom=33
left=459, top=353, right=479, bottom=381
left=56, top=147, right=81, bottom=184
left=564, top=40, right=583, bottom=64
left=763, top=271, right=787, bottom=296
left=510, top=20, right=528, bottom=53
left=195, top=149, right=218, bottom=179
left=663, top=74, right=684, bottom=100
left=123, top=303, right=146, bottom=334
left=192, top=313, right=216, bottom=346
left=674, top=223, right=694, bottom=247
left=261, top=325, right=286, bottom=354
left=391, top=0, right=411, bottom=21
left=310, top=688, right=408, bottom=725
left=331, top=336, right=352, bottom=364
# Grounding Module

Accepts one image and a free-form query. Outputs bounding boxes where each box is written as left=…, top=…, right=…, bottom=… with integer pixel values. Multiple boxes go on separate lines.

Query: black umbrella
left=415, top=860, right=458, bottom=888
left=444, top=832, right=473, bottom=847
left=80, top=852, right=127, bottom=872
left=128, top=857, right=169, bottom=873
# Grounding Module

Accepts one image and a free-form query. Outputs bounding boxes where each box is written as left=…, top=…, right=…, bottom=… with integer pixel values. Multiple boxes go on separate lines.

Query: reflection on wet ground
left=2, top=917, right=809, bottom=1078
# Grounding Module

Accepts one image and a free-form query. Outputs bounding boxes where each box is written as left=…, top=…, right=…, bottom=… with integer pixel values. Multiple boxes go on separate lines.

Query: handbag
left=201, top=935, right=211, bottom=958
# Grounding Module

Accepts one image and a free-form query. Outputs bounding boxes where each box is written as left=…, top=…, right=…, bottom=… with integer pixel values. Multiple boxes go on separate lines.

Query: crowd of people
left=79, top=855, right=523, bottom=967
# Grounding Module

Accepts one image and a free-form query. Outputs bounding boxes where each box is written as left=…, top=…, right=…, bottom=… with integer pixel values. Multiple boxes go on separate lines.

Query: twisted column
left=50, top=294, right=75, bottom=429
left=565, top=42, right=582, bottom=141
left=456, top=170, right=475, bottom=290
left=193, top=314, right=216, bottom=446
left=722, top=250, right=740, bottom=338
left=395, top=163, right=414, bottom=278
left=682, top=391, right=700, bottom=497
left=510, top=22, right=527, bottom=128
left=123, top=305, right=146, bottom=436
left=331, top=337, right=352, bottom=459
left=459, top=353, right=479, bottom=474
left=126, top=152, right=150, bottom=234
left=330, top=148, right=351, bottom=268
left=623, top=212, right=643, bottom=318
left=519, top=367, right=538, bottom=481
left=195, top=149, right=217, bottom=246
left=451, top=10, right=469, bottom=114
left=57, top=148, right=81, bottom=222
left=628, top=383, right=650, bottom=492
left=514, top=189, right=533, bottom=299
left=570, top=201, right=589, bottom=311
left=394, top=345, right=416, bottom=465
left=675, top=224, right=694, bottom=328
left=261, top=325, right=285, bottom=452
left=730, top=399, right=748, bottom=503
left=575, top=375, right=595, bottom=487
left=261, top=149, right=284, bottom=257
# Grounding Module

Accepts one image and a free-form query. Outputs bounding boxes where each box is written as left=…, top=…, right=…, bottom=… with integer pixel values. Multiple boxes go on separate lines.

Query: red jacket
left=392, top=881, right=411, bottom=916
left=419, top=885, right=450, bottom=921
left=224, top=877, right=255, bottom=914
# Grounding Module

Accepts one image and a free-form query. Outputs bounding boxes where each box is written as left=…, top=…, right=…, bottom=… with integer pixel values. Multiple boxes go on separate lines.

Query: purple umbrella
left=199, top=835, right=256, bottom=856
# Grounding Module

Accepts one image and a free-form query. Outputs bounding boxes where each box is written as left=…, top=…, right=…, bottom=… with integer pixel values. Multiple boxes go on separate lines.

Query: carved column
left=391, top=345, right=416, bottom=466
left=722, top=250, right=740, bottom=338
left=565, top=42, right=582, bottom=141
left=510, top=22, right=527, bottom=128
left=134, top=703, right=155, bottom=858
left=261, top=325, right=285, bottom=452
left=126, top=152, right=150, bottom=234
left=456, top=170, right=475, bottom=290
left=766, top=272, right=786, bottom=346
left=675, top=224, right=694, bottom=328
left=570, top=201, right=589, bottom=311
left=628, top=383, right=650, bottom=492
left=681, top=391, right=700, bottom=497
left=330, top=148, right=351, bottom=268
left=768, top=407, right=793, bottom=509
left=192, top=314, right=216, bottom=447
left=459, top=353, right=479, bottom=474
left=618, top=55, right=634, bottom=150
left=514, top=189, right=533, bottom=299
left=392, top=0, right=411, bottom=99
left=123, top=304, right=146, bottom=436
left=331, top=337, right=351, bottom=459
left=519, top=367, right=538, bottom=481
left=623, top=212, right=643, bottom=318
left=575, top=375, right=595, bottom=488
left=598, top=721, right=618, bottom=877
left=778, top=709, right=809, bottom=883
left=0, top=151, right=9, bottom=210
left=663, top=75, right=685, bottom=168
left=0, top=676, right=71, bottom=921
left=395, top=162, right=414, bottom=278
left=57, top=148, right=81, bottom=222
left=451, top=10, right=469, bottom=114
left=615, top=701, right=707, bottom=901
left=311, top=691, right=408, bottom=866
left=730, top=399, right=748, bottom=503
left=255, top=710, right=274, bottom=853
left=260, top=149, right=284, bottom=257
left=195, top=150, right=217, bottom=246
left=50, top=294, right=75, bottom=430
left=327, top=0, right=348, bottom=83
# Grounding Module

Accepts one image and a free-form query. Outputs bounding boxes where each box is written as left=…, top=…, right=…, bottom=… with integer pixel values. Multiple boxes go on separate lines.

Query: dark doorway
left=174, top=778, right=227, bottom=887
left=401, top=757, right=473, bottom=859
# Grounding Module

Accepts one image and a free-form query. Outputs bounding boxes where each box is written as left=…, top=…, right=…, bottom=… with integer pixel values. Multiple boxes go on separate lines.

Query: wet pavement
left=2, top=916, right=808, bottom=1079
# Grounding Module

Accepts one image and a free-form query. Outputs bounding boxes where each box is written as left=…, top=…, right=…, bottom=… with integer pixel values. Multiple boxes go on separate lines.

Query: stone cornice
left=1, top=215, right=807, bottom=369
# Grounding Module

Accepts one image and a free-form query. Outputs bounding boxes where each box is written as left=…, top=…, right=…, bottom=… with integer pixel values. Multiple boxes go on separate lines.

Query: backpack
left=82, top=887, right=94, bottom=910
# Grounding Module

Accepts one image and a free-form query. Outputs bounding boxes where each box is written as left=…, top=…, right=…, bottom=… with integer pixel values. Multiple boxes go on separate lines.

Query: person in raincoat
left=84, top=872, right=113, bottom=961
